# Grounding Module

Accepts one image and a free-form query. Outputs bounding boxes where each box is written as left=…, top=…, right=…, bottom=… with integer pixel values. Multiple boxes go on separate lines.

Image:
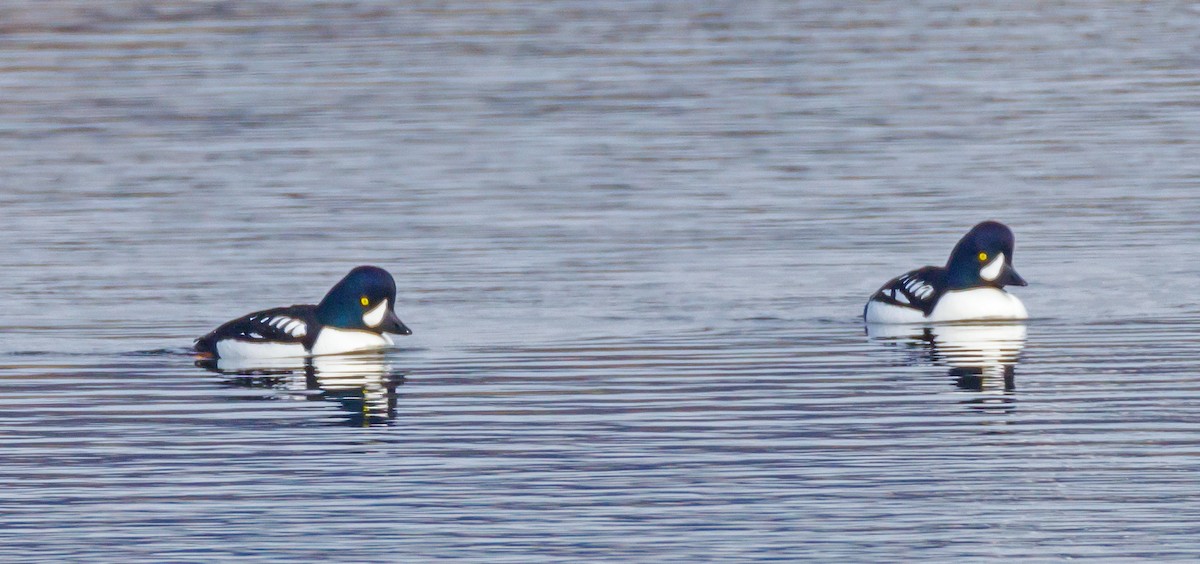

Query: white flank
left=310, top=327, right=394, bottom=356
left=864, top=300, right=928, bottom=323
left=980, top=252, right=1005, bottom=281
left=362, top=299, right=389, bottom=328
left=215, top=339, right=308, bottom=360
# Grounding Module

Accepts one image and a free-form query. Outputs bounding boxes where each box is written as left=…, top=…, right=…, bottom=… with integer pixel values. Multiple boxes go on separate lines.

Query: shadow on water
left=866, top=322, right=1026, bottom=414
left=197, top=352, right=405, bottom=427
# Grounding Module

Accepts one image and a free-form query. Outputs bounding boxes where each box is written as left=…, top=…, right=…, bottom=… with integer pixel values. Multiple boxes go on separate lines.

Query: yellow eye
left=360, top=296, right=369, bottom=306
left=978, top=252, right=988, bottom=262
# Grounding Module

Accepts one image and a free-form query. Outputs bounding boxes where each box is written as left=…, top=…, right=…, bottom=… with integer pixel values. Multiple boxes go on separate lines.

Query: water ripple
left=3, top=0, right=1200, bottom=560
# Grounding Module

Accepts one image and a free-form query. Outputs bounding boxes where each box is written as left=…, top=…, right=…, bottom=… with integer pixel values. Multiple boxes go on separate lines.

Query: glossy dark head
left=944, top=221, right=1027, bottom=289
left=316, top=266, right=412, bottom=335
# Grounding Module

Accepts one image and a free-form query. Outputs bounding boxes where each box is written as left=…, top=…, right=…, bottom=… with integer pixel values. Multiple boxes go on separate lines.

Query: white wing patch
left=250, top=314, right=308, bottom=338
left=897, top=274, right=935, bottom=301
left=283, top=320, right=306, bottom=336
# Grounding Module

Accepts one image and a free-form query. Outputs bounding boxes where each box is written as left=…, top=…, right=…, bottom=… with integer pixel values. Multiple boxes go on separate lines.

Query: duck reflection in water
left=866, top=322, right=1026, bottom=412
left=196, top=352, right=404, bottom=426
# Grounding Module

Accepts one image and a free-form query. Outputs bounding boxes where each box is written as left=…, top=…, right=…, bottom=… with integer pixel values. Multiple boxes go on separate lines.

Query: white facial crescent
left=980, top=252, right=1005, bottom=281
left=362, top=299, right=389, bottom=327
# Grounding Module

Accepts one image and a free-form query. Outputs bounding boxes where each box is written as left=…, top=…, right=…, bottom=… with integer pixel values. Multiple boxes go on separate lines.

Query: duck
left=864, top=221, right=1028, bottom=323
left=195, top=265, right=412, bottom=359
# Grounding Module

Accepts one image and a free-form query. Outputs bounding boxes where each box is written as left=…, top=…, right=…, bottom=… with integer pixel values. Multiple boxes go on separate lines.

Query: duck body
left=864, top=221, right=1029, bottom=324
left=863, top=271, right=1028, bottom=323
left=196, top=266, right=411, bottom=359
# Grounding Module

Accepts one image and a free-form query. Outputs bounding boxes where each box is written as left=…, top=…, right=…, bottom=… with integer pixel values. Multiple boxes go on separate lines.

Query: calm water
left=2, top=2, right=1200, bottom=560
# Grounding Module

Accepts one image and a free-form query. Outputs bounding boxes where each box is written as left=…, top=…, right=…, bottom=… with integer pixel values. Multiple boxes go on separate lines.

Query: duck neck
left=316, top=294, right=358, bottom=327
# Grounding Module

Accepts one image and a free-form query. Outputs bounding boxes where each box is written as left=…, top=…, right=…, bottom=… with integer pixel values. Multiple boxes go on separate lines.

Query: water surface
left=2, top=1, right=1200, bottom=560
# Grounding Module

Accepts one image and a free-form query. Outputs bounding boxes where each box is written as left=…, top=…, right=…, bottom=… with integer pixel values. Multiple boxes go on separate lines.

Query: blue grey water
left=1, top=2, right=1199, bottom=561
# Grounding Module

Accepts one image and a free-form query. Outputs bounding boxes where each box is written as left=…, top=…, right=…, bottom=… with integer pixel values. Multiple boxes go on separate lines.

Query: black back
left=866, top=266, right=948, bottom=316
left=195, top=304, right=319, bottom=355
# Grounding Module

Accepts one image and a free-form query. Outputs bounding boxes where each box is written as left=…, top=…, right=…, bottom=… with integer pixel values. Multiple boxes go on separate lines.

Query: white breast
left=310, top=327, right=395, bottom=356
left=926, top=288, right=1028, bottom=322
left=865, top=288, right=1027, bottom=324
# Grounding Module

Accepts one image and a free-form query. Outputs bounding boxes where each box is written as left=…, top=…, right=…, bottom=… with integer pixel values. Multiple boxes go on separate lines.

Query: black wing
left=868, top=266, right=946, bottom=316
left=195, top=305, right=319, bottom=355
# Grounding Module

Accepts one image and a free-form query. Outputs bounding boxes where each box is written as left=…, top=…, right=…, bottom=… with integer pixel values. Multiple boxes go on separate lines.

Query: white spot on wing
left=895, top=273, right=933, bottom=302
left=283, top=320, right=306, bottom=337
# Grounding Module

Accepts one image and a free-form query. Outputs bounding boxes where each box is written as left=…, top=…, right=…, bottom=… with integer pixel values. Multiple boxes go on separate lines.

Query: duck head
left=945, top=221, right=1027, bottom=290
left=316, top=266, right=412, bottom=335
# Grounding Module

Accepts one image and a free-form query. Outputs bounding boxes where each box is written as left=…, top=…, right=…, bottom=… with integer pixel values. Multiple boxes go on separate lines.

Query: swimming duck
left=196, top=265, right=411, bottom=359
left=864, top=221, right=1028, bottom=323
